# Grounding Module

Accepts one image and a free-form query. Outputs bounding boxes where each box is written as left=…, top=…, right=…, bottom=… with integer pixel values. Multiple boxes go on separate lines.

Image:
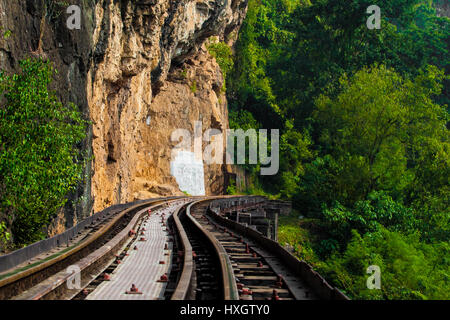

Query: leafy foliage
left=0, top=221, right=10, bottom=248
left=300, top=65, right=448, bottom=211
left=319, top=228, right=450, bottom=300
left=207, top=41, right=234, bottom=76
left=207, top=40, right=234, bottom=90
left=232, top=0, right=449, bottom=299
left=0, top=58, right=87, bottom=246
left=226, top=178, right=238, bottom=195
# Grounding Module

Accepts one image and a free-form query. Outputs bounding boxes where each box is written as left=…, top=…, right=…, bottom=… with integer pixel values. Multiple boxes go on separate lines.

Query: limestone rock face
left=0, top=0, right=248, bottom=230
left=435, top=1, right=450, bottom=17
left=88, top=0, right=247, bottom=211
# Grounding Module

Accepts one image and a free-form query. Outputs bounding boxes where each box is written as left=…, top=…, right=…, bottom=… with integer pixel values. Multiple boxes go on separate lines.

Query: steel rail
left=185, top=199, right=239, bottom=300
left=207, top=202, right=350, bottom=300
left=170, top=202, right=195, bottom=300
left=0, top=197, right=182, bottom=299
left=15, top=201, right=172, bottom=300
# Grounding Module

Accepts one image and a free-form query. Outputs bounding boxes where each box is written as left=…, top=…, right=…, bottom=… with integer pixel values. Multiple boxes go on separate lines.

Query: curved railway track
left=0, top=197, right=184, bottom=300
left=189, top=202, right=300, bottom=300
left=0, top=196, right=349, bottom=300
left=177, top=204, right=222, bottom=300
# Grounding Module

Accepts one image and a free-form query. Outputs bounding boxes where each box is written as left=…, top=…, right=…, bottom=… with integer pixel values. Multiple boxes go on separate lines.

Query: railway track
left=191, top=206, right=299, bottom=300
left=178, top=204, right=222, bottom=300
left=185, top=200, right=314, bottom=300
left=0, top=197, right=184, bottom=300
left=0, top=196, right=348, bottom=300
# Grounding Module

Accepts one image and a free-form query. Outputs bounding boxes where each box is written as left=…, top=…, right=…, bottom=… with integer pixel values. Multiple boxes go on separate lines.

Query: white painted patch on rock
left=170, top=151, right=205, bottom=196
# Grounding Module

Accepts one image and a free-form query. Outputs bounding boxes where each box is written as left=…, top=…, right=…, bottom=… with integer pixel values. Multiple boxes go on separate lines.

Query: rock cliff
left=0, top=0, right=248, bottom=233
left=434, top=0, right=450, bottom=18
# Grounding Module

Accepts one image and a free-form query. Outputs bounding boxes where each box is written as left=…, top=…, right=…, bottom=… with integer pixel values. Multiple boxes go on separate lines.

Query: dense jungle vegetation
left=227, top=0, right=449, bottom=299
left=0, top=59, right=88, bottom=249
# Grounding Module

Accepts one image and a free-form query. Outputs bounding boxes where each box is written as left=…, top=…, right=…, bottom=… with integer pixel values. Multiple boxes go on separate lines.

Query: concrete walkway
left=87, top=202, right=184, bottom=300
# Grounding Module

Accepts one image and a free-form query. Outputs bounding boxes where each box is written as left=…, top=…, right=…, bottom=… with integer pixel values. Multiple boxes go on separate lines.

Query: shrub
left=226, top=178, right=237, bottom=195
left=0, top=58, right=88, bottom=246
left=319, top=228, right=450, bottom=300
left=207, top=41, right=234, bottom=89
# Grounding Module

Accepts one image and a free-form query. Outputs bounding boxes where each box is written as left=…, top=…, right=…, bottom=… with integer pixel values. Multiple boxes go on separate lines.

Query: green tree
left=274, top=0, right=449, bottom=124
left=229, top=0, right=448, bottom=202
left=307, top=65, right=448, bottom=208
left=207, top=40, right=234, bottom=82
left=0, top=58, right=87, bottom=247
left=319, top=227, right=450, bottom=300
